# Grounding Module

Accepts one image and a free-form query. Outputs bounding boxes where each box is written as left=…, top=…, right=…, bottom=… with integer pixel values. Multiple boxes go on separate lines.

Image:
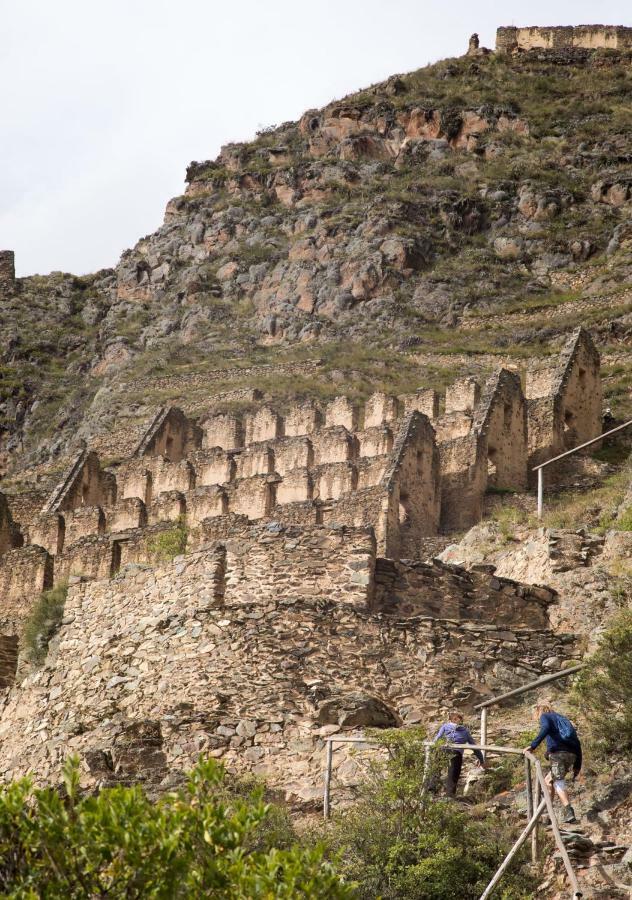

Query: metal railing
left=534, top=418, right=632, bottom=518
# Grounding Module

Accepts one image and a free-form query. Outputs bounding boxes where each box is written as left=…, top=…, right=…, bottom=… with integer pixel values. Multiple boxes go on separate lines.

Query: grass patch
left=147, top=518, right=188, bottom=561
left=22, top=581, right=68, bottom=666
left=542, top=470, right=629, bottom=532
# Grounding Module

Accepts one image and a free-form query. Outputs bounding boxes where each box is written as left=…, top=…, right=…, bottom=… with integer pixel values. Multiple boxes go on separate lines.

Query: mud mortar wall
left=0, top=530, right=580, bottom=798
left=496, top=25, right=632, bottom=52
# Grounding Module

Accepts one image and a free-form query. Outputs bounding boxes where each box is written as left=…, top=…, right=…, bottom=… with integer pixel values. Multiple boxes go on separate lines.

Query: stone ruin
left=496, top=25, right=632, bottom=54
left=0, top=329, right=601, bottom=794
left=0, top=329, right=601, bottom=646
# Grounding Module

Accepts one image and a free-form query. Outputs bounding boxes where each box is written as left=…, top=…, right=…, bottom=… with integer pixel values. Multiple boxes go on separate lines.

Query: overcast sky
left=2, top=0, right=630, bottom=276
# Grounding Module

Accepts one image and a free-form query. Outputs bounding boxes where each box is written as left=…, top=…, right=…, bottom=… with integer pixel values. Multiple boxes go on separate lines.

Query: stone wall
left=7, top=343, right=602, bottom=628
left=0, top=251, right=15, bottom=296
left=0, top=546, right=53, bottom=633
left=526, top=328, right=602, bottom=473
left=374, top=557, right=553, bottom=628
left=0, top=493, right=20, bottom=556
left=0, top=528, right=580, bottom=799
left=496, top=25, right=632, bottom=53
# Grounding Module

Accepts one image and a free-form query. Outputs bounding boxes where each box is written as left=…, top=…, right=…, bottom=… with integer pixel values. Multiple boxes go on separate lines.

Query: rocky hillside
left=1, top=42, right=631, bottom=480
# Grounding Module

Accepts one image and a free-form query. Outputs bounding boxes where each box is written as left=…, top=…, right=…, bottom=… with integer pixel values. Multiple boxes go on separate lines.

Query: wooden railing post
left=529, top=754, right=582, bottom=899
left=479, top=798, right=547, bottom=900
left=480, top=708, right=488, bottom=762
left=532, top=769, right=541, bottom=864
left=323, top=739, right=333, bottom=820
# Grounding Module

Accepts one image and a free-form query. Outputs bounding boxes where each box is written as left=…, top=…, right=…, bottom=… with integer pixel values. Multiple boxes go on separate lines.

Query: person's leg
left=550, top=754, right=576, bottom=822
left=446, top=752, right=462, bottom=796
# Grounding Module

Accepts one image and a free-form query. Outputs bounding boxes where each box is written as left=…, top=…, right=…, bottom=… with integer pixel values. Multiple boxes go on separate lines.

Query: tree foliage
left=322, top=728, right=535, bottom=899
left=0, top=756, right=351, bottom=898
left=572, top=608, right=632, bottom=758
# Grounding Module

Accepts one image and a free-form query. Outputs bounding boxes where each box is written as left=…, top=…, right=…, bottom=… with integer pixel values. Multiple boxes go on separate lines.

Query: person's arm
left=527, top=715, right=550, bottom=752
left=463, top=727, right=485, bottom=765
left=433, top=724, right=447, bottom=743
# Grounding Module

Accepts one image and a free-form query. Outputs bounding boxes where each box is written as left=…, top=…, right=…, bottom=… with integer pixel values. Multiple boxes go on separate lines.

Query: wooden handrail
left=474, top=664, right=584, bottom=710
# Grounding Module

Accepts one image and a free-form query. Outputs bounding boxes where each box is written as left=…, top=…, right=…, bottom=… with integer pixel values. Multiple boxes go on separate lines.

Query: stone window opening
left=487, top=445, right=498, bottom=478
left=81, top=482, right=90, bottom=505
left=110, top=542, right=122, bottom=577
left=503, top=401, right=512, bottom=431
left=578, top=367, right=586, bottom=386
left=165, top=435, right=174, bottom=460
left=399, top=493, right=411, bottom=525
left=145, top=472, right=153, bottom=507
left=563, top=408, right=575, bottom=432
left=57, top=516, right=66, bottom=555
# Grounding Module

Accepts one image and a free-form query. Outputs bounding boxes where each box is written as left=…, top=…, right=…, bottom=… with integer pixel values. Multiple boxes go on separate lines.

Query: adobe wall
left=0, top=532, right=580, bottom=798
left=496, top=25, right=632, bottom=53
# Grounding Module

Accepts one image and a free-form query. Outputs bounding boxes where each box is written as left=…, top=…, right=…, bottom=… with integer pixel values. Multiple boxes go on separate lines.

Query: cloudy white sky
left=2, top=0, right=630, bottom=276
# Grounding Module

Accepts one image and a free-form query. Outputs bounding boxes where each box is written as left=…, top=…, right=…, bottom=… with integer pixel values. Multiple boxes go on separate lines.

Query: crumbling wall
left=374, top=557, right=553, bottom=628
left=475, top=369, right=528, bottom=490
left=0, top=493, right=21, bottom=556
left=496, top=24, right=632, bottom=52
left=0, top=546, right=53, bottom=633
left=526, top=328, right=602, bottom=472
left=0, top=530, right=580, bottom=798
left=44, top=449, right=116, bottom=513
left=439, top=431, right=488, bottom=533
left=134, top=406, right=200, bottom=462
left=382, top=412, right=440, bottom=558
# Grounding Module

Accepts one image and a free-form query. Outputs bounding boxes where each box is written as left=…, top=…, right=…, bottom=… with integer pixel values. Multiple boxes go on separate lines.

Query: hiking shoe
left=562, top=805, right=577, bottom=824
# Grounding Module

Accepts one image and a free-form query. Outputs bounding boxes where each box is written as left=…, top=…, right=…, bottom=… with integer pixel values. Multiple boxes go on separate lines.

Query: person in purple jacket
left=433, top=711, right=486, bottom=796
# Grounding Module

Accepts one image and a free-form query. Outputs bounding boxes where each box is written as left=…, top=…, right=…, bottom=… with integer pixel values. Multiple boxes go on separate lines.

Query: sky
left=2, top=0, right=631, bottom=276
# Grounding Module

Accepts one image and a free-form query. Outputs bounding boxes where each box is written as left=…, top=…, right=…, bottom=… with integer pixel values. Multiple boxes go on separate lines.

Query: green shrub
left=22, top=581, right=68, bottom=666
left=0, top=756, right=350, bottom=898
left=148, top=518, right=188, bottom=561
left=322, top=728, right=536, bottom=899
left=571, top=609, right=632, bottom=758
left=616, top=506, right=632, bottom=532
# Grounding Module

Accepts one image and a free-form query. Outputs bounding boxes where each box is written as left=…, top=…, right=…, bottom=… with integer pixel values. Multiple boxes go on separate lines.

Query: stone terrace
left=0, top=328, right=602, bottom=645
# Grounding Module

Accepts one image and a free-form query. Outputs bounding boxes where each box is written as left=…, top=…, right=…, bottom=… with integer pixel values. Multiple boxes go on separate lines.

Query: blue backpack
left=552, top=713, right=576, bottom=741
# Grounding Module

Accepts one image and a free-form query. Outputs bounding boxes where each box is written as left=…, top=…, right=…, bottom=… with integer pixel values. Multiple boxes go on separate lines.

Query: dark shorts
left=549, top=751, right=576, bottom=781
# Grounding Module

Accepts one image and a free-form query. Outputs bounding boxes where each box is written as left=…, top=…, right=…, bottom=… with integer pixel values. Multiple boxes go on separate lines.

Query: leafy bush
left=616, top=506, right=632, bottom=532
left=322, top=728, right=535, bottom=899
left=0, top=756, right=350, bottom=898
left=571, top=609, right=632, bottom=758
left=148, top=518, right=188, bottom=561
left=21, top=581, right=68, bottom=666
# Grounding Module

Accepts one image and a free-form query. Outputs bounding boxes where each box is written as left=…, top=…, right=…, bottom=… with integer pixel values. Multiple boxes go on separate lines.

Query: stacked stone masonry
left=496, top=25, right=632, bottom=53
left=0, top=329, right=601, bottom=639
left=0, top=527, right=581, bottom=798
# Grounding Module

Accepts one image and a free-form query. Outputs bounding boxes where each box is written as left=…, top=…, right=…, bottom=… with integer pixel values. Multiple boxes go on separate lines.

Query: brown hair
left=448, top=710, right=464, bottom=723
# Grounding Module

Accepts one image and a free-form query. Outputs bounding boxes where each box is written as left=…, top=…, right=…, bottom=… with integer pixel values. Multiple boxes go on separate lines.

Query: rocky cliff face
left=1, top=43, right=632, bottom=479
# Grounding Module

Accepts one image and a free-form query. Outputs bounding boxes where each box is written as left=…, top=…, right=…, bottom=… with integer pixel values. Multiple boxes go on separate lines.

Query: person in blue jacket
left=523, top=699, right=582, bottom=824
left=433, top=711, right=486, bottom=796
